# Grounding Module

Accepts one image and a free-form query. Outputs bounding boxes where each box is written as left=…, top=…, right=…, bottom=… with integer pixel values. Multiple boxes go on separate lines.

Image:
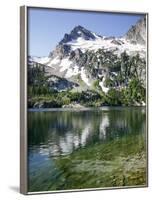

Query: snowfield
left=66, top=36, right=146, bottom=57
left=99, top=81, right=109, bottom=93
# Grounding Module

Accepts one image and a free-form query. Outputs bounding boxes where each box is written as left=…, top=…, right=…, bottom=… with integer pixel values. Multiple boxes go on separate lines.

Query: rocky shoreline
left=29, top=100, right=146, bottom=109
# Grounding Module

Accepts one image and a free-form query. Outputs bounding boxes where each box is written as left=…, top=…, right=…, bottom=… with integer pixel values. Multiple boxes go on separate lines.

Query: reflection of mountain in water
left=28, top=108, right=146, bottom=157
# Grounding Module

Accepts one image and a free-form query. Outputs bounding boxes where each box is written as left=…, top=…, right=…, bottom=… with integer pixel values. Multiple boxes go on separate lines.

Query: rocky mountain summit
left=28, top=16, right=146, bottom=108
left=59, top=25, right=98, bottom=44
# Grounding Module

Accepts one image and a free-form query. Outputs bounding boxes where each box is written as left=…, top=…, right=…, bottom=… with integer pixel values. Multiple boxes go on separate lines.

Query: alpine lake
left=28, top=106, right=147, bottom=192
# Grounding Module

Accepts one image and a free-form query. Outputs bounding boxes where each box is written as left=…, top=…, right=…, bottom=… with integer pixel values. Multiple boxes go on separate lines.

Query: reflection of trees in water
left=28, top=108, right=146, bottom=156
left=106, top=108, right=146, bottom=140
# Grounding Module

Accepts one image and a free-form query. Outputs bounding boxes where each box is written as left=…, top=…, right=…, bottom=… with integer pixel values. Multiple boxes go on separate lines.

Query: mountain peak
left=71, top=25, right=90, bottom=34
left=59, top=25, right=96, bottom=44
left=72, top=25, right=85, bottom=31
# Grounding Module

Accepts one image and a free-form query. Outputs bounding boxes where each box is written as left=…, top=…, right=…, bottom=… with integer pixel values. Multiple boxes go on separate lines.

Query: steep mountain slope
left=28, top=16, right=146, bottom=107
left=125, top=16, right=146, bottom=45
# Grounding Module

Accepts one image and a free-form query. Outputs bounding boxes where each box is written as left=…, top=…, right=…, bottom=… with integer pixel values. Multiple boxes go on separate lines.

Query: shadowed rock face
left=49, top=44, right=71, bottom=58
left=59, top=25, right=97, bottom=44
left=125, top=17, right=146, bottom=45
left=47, top=75, right=79, bottom=91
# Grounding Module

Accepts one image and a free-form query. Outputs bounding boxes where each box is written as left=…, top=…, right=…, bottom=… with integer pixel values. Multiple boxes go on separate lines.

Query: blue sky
left=28, top=8, right=144, bottom=57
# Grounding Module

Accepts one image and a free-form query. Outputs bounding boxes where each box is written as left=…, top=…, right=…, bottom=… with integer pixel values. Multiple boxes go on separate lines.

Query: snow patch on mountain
left=99, top=77, right=109, bottom=93
left=48, top=57, right=60, bottom=66
left=32, top=56, right=51, bottom=65
left=60, top=58, right=73, bottom=72
left=65, top=64, right=79, bottom=78
left=81, top=67, right=91, bottom=86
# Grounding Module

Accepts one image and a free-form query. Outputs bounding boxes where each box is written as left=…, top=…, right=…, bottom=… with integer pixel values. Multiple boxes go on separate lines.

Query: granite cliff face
left=125, top=17, right=146, bottom=45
